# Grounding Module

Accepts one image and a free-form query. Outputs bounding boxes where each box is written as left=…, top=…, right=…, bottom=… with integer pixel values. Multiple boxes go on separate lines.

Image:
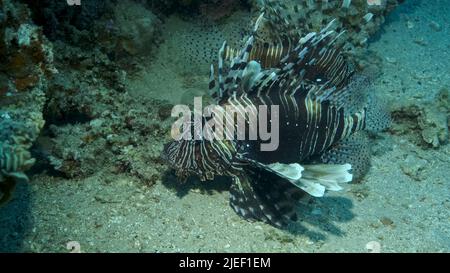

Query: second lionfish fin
left=261, top=0, right=294, bottom=34
left=241, top=18, right=354, bottom=102
left=279, top=20, right=353, bottom=90
left=211, top=14, right=265, bottom=103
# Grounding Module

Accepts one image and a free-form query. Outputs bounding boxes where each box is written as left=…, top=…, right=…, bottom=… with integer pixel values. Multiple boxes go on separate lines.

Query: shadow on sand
left=0, top=181, right=32, bottom=252
left=162, top=170, right=354, bottom=242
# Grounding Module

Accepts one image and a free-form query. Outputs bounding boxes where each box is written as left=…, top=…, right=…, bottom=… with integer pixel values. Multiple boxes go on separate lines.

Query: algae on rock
left=0, top=0, right=55, bottom=206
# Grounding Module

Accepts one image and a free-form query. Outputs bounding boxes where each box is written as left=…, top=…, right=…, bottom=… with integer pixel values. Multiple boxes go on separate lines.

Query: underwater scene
left=0, top=0, right=449, bottom=253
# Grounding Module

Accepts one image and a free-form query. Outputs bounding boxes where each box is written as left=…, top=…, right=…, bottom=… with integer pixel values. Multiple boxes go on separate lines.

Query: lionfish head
left=161, top=139, right=235, bottom=182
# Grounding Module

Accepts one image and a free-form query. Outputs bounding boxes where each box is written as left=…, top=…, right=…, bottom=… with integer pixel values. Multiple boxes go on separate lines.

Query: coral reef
left=0, top=0, right=55, bottom=205
left=27, top=0, right=112, bottom=40
left=46, top=85, right=172, bottom=183
left=35, top=27, right=171, bottom=183
left=391, top=88, right=449, bottom=148
left=28, top=0, right=162, bottom=59
left=7, top=0, right=167, bottom=184
left=1, top=0, right=55, bottom=96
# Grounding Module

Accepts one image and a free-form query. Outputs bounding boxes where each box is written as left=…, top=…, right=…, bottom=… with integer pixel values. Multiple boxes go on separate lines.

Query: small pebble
left=386, top=57, right=397, bottom=64
left=413, top=38, right=428, bottom=46
left=380, top=217, right=394, bottom=226
left=406, top=21, right=414, bottom=29
left=429, top=21, right=442, bottom=32
left=400, top=154, right=428, bottom=181
left=366, top=241, right=381, bottom=253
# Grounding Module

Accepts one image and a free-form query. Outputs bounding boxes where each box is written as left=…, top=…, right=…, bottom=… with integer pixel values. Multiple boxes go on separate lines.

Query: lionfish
left=162, top=12, right=390, bottom=227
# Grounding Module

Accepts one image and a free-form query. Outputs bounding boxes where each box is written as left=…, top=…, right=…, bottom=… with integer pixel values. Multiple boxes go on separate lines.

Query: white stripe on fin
left=261, top=162, right=352, bottom=197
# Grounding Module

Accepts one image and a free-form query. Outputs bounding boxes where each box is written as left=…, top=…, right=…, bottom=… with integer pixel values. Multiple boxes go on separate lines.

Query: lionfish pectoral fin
left=261, top=162, right=352, bottom=197
left=298, top=164, right=352, bottom=195
left=264, top=162, right=303, bottom=180
left=229, top=167, right=307, bottom=228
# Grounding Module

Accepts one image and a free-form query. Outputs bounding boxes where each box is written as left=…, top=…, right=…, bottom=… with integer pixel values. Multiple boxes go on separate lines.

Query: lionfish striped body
left=162, top=13, right=389, bottom=227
